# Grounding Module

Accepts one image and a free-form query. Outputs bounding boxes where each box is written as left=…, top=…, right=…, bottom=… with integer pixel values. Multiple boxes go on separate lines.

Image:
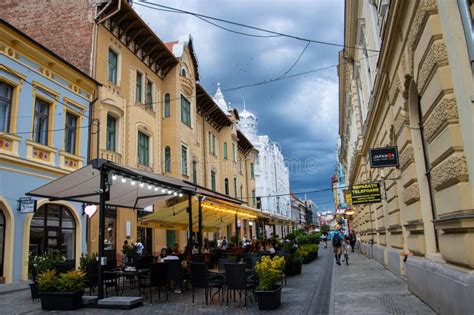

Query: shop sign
left=370, top=146, right=399, bottom=168
left=19, top=197, right=36, bottom=213
left=350, top=183, right=382, bottom=204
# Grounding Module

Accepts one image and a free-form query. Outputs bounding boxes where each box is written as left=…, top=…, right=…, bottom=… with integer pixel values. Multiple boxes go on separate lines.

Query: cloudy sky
left=135, top=0, right=344, bottom=211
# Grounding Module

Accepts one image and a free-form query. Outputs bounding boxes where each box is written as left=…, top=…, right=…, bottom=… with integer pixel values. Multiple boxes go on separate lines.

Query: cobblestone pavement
left=0, top=250, right=333, bottom=314
left=332, top=251, right=434, bottom=314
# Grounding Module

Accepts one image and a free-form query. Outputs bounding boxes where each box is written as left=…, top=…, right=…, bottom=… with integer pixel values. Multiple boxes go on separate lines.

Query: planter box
left=294, top=262, right=302, bottom=274
left=256, top=285, right=282, bottom=310
left=29, top=283, right=39, bottom=301
left=40, top=291, right=83, bottom=310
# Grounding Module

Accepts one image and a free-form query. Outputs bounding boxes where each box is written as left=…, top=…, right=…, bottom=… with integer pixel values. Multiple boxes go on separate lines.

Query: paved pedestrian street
left=332, top=252, right=434, bottom=314
left=0, top=248, right=435, bottom=314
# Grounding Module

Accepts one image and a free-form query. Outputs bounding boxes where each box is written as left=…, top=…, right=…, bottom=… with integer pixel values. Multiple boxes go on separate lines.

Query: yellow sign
left=350, top=183, right=381, bottom=204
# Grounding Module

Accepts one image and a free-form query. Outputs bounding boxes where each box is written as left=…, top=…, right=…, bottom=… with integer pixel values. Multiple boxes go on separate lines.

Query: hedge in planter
left=37, top=269, right=86, bottom=310
left=297, top=244, right=319, bottom=264
left=255, top=256, right=285, bottom=310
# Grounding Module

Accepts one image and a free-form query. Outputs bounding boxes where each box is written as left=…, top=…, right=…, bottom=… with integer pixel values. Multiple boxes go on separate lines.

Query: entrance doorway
left=0, top=209, right=5, bottom=278
left=137, top=227, right=152, bottom=255
left=166, top=230, right=176, bottom=249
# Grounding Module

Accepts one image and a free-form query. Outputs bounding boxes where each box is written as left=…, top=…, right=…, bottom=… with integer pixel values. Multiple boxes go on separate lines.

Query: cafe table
left=104, top=268, right=150, bottom=296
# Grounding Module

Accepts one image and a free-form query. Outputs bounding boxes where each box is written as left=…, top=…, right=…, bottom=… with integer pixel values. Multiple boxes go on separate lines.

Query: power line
left=277, top=41, right=311, bottom=79
left=136, top=2, right=281, bottom=38
left=135, top=0, right=380, bottom=53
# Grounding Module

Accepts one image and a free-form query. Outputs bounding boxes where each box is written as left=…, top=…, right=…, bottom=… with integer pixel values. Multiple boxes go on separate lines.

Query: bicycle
left=341, top=242, right=349, bottom=265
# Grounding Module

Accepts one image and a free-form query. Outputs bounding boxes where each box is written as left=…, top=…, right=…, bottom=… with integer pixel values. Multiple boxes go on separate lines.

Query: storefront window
left=29, top=204, right=76, bottom=261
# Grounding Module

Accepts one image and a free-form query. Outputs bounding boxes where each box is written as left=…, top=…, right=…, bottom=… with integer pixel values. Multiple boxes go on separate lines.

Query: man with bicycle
left=332, top=229, right=344, bottom=265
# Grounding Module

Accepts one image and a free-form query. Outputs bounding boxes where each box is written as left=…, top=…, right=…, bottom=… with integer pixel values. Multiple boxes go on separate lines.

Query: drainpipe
left=417, top=95, right=440, bottom=251
left=87, top=95, right=100, bottom=164
left=202, top=115, right=207, bottom=187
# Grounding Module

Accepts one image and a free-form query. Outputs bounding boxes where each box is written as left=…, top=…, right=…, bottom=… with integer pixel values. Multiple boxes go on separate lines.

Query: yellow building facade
left=339, top=1, right=474, bottom=313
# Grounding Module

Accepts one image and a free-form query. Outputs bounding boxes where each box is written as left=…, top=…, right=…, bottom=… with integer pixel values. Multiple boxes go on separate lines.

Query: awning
left=139, top=196, right=267, bottom=232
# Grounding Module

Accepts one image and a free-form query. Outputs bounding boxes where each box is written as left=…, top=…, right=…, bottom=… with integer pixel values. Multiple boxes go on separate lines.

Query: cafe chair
left=138, top=263, right=167, bottom=304
left=224, top=263, right=255, bottom=308
left=165, top=260, right=184, bottom=300
left=190, top=262, right=223, bottom=306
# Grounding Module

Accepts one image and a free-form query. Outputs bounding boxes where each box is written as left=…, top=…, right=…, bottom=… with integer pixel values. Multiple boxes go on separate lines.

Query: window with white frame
left=106, top=114, right=117, bottom=152
left=164, top=146, right=171, bottom=173
left=145, top=78, right=153, bottom=109
left=232, top=143, right=236, bottom=162
left=180, top=95, right=191, bottom=127
left=181, top=144, right=188, bottom=176
left=137, top=131, right=150, bottom=166
left=33, top=98, right=50, bottom=145
left=108, top=48, right=119, bottom=85
left=0, top=82, right=13, bottom=132
left=64, top=112, right=78, bottom=154
left=136, top=71, right=143, bottom=103
left=164, top=93, right=171, bottom=118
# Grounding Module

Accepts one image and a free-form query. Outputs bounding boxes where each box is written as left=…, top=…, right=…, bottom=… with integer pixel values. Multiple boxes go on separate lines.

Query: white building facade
left=238, top=107, right=291, bottom=219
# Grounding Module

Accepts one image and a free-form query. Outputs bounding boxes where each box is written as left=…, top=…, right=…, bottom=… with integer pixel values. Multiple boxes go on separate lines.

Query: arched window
left=164, top=146, right=171, bottom=173
left=224, top=178, right=229, bottom=195
left=180, top=64, right=188, bottom=77
left=0, top=209, right=5, bottom=277
left=164, top=93, right=170, bottom=118
left=29, top=204, right=76, bottom=261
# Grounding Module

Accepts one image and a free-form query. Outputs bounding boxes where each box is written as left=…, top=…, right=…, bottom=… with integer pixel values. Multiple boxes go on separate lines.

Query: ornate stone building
left=339, top=0, right=473, bottom=313
left=239, top=106, right=291, bottom=227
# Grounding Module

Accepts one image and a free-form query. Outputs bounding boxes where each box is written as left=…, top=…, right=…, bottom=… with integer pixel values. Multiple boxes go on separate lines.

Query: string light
left=131, top=180, right=136, bottom=186
left=154, top=186, right=159, bottom=192
left=113, top=173, right=184, bottom=197
left=139, top=182, right=145, bottom=188
left=148, top=184, right=153, bottom=190
left=112, top=174, right=117, bottom=181
left=162, top=188, right=167, bottom=193
left=202, top=204, right=257, bottom=219
left=121, top=177, right=127, bottom=183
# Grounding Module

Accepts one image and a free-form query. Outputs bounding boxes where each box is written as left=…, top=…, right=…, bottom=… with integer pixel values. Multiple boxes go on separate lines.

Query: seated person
left=163, top=248, right=180, bottom=261
left=172, top=243, right=181, bottom=255
left=159, top=247, right=168, bottom=262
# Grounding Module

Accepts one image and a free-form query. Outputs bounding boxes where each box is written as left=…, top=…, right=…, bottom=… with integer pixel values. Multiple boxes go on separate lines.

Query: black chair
left=191, top=255, right=205, bottom=263
left=190, top=262, right=223, bottom=305
left=218, top=258, right=233, bottom=272
left=165, top=260, right=183, bottom=300
left=139, top=263, right=167, bottom=304
left=85, top=263, right=99, bottom=295
left=224, top=263, right=255, bottom=308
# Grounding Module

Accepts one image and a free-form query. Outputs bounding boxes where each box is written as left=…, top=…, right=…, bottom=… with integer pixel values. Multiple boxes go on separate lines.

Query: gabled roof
left=237, top=129, right=256, bottom=155
left=165, top=35, right=200, bottom=81
left=196, top=83, right=233, bottom=131
left=97, top=0, right=178, bottom=77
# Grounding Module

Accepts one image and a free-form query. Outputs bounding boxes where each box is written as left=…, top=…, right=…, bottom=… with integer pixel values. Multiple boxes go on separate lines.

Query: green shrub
left=37, top=269, right=58, bottom=292
left=29, top=251, right=65, bottom=281
left=37, top=269, right=86, bottom=293
left=255, top=256, right=285, bottom=290
left=79, top=253, right=96, bottom=272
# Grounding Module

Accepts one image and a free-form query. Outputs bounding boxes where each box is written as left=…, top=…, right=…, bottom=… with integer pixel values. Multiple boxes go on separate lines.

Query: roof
left=237, top=130, right=256, bottom=155
left=97, top=0, right=178, bottom=77
left=196, top=83, right=233, bottom=131
left=0, top=18, right=100, bottom=86
left=240, top=107, right=256, bottom=120
left=165, top=35, right=200, bottom=81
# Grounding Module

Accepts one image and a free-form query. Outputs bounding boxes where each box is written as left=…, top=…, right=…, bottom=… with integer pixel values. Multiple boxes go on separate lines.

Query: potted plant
left=37, top=269, right=86, bottom=310
left=28, top=252, right=65, bottom=300
left=294, top=253, right=303, bottom=275
left=255, top=255, right=285, bottom=310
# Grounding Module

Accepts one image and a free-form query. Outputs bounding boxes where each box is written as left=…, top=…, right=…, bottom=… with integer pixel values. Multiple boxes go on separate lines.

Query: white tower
left=238, top=104, right=258, bottom=142
left=213, top=82, right=229, bottom=113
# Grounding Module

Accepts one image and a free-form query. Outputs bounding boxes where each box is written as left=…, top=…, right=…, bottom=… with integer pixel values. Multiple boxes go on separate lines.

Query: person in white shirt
left=163, top=248, right=179, bottom=260
left=135, top=239, right=144, bottom=255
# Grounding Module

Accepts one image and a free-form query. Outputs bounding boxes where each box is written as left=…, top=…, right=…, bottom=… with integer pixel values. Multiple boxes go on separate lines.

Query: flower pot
left=256, top=285, right=282, bottom=310
left=29, top=283, right=39, bottom=301
left=39, top=291, right=83, bottom=310
left=294, top=261, right=302, bottom=274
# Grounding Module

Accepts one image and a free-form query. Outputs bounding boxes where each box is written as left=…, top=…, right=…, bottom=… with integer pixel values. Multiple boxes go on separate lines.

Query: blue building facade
left=0, top=20, right=97, bottom=283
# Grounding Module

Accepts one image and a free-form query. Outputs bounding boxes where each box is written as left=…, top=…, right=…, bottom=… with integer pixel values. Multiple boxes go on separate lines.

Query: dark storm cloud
left=136, top=0, right=344, bottom=210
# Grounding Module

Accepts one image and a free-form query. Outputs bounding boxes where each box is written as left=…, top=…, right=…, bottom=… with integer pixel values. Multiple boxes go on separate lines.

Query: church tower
left=238, top=103, right=258, bottom=142
left=212, top=82, right=229, bottom=113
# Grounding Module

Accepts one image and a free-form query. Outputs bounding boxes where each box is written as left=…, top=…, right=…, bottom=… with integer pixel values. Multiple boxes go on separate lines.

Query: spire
left=243, top=96, right=246, bottom=110
left=213, top=82, right=229, bottom=112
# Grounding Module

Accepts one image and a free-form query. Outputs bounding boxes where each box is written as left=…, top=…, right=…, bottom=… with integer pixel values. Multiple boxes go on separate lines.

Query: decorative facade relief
left=417, top=41, right=448, bottom=92
left=389, top=76, right=401, bottom=105
left=431, top=153, right=469, bottom=191
left=423, top=96, right=458, bottom=143
left=403, top=181, right=420, bottom=205
left=399, top=145, right=415, bottom=170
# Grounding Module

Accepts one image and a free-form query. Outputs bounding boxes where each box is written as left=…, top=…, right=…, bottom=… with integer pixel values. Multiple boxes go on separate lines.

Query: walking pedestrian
left=322, top=231, right=328, bottom=248
left=349, top=230, right=357, bottom=252
left=332, top=229, right=344, bottom=265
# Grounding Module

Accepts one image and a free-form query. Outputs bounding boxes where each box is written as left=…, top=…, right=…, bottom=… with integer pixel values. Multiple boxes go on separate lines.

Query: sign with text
left=369, top=146, right=399, bottom=168
left=350, top=183, right=382, bottom=204
left=19, top=197, right=36, bottom=213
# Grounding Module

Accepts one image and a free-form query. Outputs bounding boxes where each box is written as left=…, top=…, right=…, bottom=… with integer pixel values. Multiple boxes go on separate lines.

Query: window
left=250, top=163, right=255, bottom=178
left=33, top=98, right=50, bottom=145
left=181, top=145, right=188, bottom=176
left=240, top=185, right=243, bottom=201
left=108, top=48, right=118, bottom=84
left=239, top=159, right=243, bottom=173
left=145, top=79, right=153, bottom=109
left=211, top=170, right=216, bottom=191
left=29, top=204, right=76, bottom=260
left=164, top=93, right=171, bottom=118
left=136, top=71, right=143, bottom=103
left=164, top=146, right=171, bottom=173
left=208, top=132, right=216, bottom=155
left=137, top=131, right=149, bottom=166
left=0, top=82, right=13, bottom=132
left=180, top=95, right=191, bottom=127
left=64, top=112, right=78, bottom=154
left=232, top=143, right=236, bottom=161
left=192, top=160, right=197, bottom=184
left=106, top=114, right=116, bottom=152
left=224, top=178, right=229, bottom=195
left=223, top=142, right=228, bottom=159
left=252, top=190, right=256, bottom=206
left=233, top=177, right=238, bottom=198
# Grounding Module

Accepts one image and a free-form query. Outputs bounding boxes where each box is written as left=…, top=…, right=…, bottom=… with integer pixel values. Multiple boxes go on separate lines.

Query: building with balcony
left=338, top=0, right=474, bottom=312
left=0, top=19, right=97, bottom=283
